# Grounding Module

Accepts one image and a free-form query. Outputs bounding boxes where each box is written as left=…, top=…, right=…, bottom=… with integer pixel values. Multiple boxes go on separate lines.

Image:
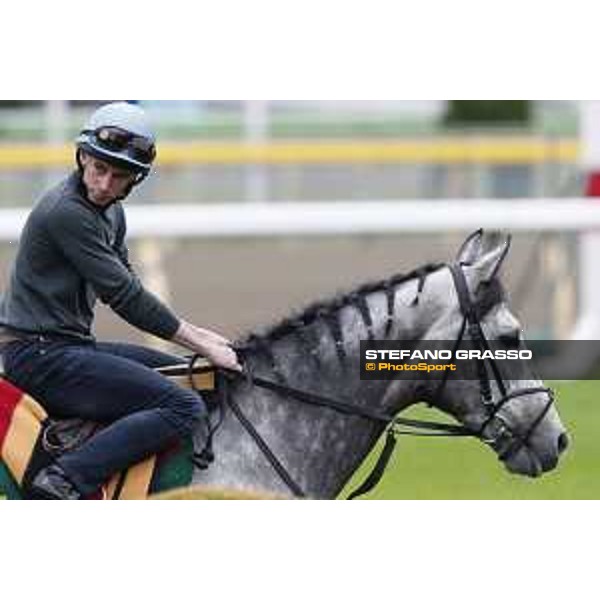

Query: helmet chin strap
left=75, top=148, right=84, bottom=172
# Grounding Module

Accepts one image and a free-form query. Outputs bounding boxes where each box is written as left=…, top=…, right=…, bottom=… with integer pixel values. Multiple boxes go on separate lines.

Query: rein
left=192, top=260, right=554, bottom=499
left=219, top=368, right=473, bottom=499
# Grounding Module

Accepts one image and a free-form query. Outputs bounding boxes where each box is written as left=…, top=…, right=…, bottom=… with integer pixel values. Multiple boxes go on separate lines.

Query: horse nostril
left=557, top=432, right=569, bottom=454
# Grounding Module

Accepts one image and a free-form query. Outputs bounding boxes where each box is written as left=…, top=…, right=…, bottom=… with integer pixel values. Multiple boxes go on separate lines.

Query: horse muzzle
left=501, top=428, right=569, bottom=478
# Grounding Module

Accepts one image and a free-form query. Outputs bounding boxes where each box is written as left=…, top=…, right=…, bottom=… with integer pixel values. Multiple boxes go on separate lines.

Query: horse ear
left=456, top=229, right=484, bottom=265
left=470, top=233, right=512, bottom=284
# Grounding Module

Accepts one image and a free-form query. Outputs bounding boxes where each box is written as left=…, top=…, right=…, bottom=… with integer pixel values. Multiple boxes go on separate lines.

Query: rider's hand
left=171, top=320, right=243, bottom=372
left=201, top=341, right=242, bottom=372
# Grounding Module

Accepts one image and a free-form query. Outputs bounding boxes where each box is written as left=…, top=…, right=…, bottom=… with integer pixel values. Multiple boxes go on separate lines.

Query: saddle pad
left=0, top=377, right=190, bottom=500
left=0, top=378, right=47, bottom=486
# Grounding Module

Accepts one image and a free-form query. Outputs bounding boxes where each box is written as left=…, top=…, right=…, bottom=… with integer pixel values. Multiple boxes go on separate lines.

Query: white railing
left=1, top=198, right=599, bottom=340
left=2, top=198, right=600, bottom=241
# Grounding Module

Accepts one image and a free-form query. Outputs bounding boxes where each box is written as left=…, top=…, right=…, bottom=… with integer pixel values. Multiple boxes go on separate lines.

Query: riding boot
left=29, top=464, right=83, bottom=500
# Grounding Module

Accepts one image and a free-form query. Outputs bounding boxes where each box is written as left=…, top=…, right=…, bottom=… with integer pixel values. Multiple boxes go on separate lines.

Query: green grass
left=343, top=380, right=600, bottom=499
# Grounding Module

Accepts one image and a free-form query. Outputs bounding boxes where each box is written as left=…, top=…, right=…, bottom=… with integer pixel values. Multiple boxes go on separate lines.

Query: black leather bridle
left=193, top=261, right=555, bottom=499
left=444, top=262, right=555, bottom=463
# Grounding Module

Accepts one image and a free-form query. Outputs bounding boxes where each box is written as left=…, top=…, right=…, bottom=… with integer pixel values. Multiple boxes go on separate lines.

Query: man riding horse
left=0, top=102, right=241, bottom=499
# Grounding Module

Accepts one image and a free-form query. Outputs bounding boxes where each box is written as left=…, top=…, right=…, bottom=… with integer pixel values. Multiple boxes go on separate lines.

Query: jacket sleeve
left=45, top=199, right=180, bottom=340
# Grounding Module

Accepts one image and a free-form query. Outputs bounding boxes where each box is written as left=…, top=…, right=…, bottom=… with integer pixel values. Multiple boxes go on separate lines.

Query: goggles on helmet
left=84, top=126, right=156, bottom=166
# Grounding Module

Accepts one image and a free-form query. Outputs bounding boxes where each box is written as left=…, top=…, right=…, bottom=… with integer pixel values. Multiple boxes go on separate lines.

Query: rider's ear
left=470, top=234, right=512, bottom=285
left=456, top=229, right=484, bottom=265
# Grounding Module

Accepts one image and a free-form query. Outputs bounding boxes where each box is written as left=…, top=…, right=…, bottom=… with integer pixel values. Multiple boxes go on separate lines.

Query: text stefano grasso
left=364, top=348, right=532, bottom=361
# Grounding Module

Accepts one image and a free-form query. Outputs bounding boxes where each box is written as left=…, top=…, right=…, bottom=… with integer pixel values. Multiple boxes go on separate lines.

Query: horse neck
left=226, top=272, right=440, bottom=498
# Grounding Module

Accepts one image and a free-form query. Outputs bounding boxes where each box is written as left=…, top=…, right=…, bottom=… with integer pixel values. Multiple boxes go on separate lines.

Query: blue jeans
left=1, top=338, right=206, bottom=495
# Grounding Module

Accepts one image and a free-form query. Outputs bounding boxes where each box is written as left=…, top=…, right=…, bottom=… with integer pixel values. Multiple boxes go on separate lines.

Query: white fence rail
left=1, top=198, right=600, bottom=241
left=1, top=198, right=599, bottom=340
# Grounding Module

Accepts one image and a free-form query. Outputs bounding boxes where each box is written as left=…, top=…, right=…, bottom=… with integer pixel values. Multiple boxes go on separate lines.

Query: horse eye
left=498, top=332, right=521, bottom=348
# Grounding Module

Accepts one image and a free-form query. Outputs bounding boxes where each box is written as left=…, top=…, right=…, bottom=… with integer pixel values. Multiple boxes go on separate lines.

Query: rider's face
left=80, top=153, right=136, bottom=207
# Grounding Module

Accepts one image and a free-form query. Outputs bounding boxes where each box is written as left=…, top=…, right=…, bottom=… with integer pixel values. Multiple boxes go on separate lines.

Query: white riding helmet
left=76, top=102, right=156, bottom=178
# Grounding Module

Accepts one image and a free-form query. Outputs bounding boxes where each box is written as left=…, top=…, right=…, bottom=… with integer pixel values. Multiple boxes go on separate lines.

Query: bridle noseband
left=194, top=262, right=555, bottom=498
left=445, top=263, right=555, bottom=463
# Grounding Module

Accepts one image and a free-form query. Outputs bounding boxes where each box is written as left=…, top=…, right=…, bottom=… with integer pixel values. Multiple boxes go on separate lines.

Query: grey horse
left=191, top=231, right=569, bottom=498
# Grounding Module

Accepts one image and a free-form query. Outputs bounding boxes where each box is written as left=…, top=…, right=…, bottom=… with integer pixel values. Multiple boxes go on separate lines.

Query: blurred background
left=2, top=100, right=599, bottom=498
left=0, top=100, right=592, bottom=347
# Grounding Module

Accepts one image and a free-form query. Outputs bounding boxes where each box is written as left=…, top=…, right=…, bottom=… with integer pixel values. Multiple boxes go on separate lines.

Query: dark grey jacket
left=0, top=172, right=180, bottom=341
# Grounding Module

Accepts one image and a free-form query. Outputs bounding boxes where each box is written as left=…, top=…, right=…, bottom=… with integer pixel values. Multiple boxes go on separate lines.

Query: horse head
left=417, top=230, right=569, bottom=477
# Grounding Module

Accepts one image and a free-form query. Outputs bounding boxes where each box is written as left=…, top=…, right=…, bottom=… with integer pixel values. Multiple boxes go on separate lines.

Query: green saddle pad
left=0, top=436, right=195, bottom=500
left=0, top=461, right=21, bottom=500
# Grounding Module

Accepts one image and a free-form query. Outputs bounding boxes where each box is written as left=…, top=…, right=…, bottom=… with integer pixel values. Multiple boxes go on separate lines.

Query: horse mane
left=238, top=262, right=446, bottom=350
left=238, top=261, right=507, bottom=354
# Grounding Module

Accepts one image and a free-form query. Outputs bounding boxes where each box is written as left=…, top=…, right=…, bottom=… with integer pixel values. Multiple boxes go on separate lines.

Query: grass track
left=343, top=381, right=600, bottom=499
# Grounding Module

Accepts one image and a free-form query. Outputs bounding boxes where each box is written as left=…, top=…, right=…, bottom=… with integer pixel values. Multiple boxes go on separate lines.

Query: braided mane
left=239, top=262, right=446, bottom=350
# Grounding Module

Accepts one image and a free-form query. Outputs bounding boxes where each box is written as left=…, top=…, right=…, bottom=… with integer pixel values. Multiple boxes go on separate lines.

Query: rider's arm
left=45, top=198, right=179, bottom=340
left=46, top=199, right=241, bottom=371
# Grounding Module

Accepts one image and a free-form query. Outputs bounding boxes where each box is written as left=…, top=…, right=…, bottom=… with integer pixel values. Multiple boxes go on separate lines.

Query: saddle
left=0, top=361, right=216, bottom=500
